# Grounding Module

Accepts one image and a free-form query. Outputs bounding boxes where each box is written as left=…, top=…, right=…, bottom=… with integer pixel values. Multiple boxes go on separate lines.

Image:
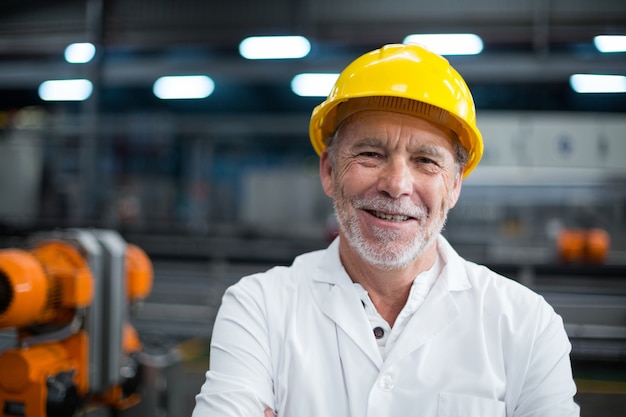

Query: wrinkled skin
left=320, top=110, right=464, bottom=324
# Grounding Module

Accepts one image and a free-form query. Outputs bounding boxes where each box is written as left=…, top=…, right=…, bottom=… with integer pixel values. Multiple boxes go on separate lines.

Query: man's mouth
left=367, top=210, right=411, bottom=222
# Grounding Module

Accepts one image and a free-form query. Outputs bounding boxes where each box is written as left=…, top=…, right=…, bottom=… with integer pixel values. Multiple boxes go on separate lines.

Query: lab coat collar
left=382, top=238, right=471, bottom=364
left=315, top=237, right=352, bottom=287
left=313, top=235, right=472, bottom=292
left=435, top=234, right=472, bottom=292
left=311, top=238, right=383, bottom=367
left=309, top=235, right=473, bottom=369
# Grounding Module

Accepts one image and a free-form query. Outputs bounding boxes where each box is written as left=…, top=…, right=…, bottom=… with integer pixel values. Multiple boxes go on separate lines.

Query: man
left=192, top=44, right=580, bottom=416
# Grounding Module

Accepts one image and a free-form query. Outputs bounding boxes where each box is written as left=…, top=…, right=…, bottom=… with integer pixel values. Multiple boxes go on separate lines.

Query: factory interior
left=0, top=0, right=625, bottom=416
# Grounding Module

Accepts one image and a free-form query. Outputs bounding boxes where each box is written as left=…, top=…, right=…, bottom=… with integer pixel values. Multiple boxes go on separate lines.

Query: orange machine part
left=557, top=228, right=610, bottom=264
left=0, top=241, right=94, bottom=329
left=122, top=322, right=142, bottom=354
left=125, top=244, right=153, bottom=301
left=31, top=241, right=94, bottom=309
left=557, top=229, right=587, bottom=263
left=96, top=385, right=141, bottom=411
left=0, top=250, right=49, bottom=328
left=0, top=331, right=89, bottom=416
left=586, top=228, right=610, bottom=264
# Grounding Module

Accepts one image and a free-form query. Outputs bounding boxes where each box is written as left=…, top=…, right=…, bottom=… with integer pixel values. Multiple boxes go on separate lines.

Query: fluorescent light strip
left=403, top=33, right=483, bottom=55
left=153, top=75, right=215, bottom=99
left=291, top=73, right=339, bottom=97
left=38, top=79, right=93, bottom=101
left=570, top=74, right=626, bottom=93
left=594, top=35, right=626, bottom=53
left=64, top=42, right=96, bottom=64
left=240, top=36, right=311, bottom=59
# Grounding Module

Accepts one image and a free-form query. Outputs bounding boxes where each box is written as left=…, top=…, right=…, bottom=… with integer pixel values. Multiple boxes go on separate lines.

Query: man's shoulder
left=439, top=236, right=540, bottom=302
left=232, top=246, right=328, bottom=292
left=463, top=258, right=544, bottom=303
left=457, top=258, right=561, bottom=332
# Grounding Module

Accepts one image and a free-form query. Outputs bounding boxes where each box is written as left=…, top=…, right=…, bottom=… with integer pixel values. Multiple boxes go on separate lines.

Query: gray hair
left=326, top=121, right=469, bottom=179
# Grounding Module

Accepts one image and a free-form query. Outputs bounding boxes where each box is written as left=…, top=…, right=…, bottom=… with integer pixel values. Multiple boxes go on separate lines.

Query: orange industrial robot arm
left=0, top=240, right=93, bottom=417
left=0, top=230, right=153, bottom=417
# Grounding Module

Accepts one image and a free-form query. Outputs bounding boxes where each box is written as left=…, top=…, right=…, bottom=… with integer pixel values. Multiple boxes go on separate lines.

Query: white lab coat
left=193, top=236, right=579, bottom=417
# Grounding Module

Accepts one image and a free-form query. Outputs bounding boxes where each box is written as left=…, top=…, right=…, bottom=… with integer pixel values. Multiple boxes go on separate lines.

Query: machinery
left=0, top=229, right=153, bottom=417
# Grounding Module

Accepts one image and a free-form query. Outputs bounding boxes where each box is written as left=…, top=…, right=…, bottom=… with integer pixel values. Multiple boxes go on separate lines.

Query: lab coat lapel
left=311, top=278, right=383, bottom=369
left=308, top=236, right=471, bottom=370
left=383, top=239, right=472, bottom=366
left=384, top=276, right=458, bottom=366
left=309, top=239, right=383, bottom=369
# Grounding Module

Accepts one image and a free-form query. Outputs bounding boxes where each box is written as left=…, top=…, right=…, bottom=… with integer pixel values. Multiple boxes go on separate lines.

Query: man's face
left=320, top=110, right=463, bottom=271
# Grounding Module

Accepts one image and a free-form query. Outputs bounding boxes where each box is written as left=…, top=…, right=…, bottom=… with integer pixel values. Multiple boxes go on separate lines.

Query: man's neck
left=339, top=239, right=438, bottom=327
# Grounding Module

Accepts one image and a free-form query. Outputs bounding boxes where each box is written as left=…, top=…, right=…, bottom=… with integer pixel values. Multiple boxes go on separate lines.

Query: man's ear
left=320, top=150, right=334, bottom=198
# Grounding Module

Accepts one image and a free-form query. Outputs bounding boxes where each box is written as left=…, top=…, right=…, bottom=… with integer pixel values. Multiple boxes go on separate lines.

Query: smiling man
left=321, top=110, right=465, bottom=327
left=192, top=44, right=580, bottom=417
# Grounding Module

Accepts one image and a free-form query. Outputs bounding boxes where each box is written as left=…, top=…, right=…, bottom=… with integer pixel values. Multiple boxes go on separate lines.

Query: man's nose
left=378, top=158, right=413, bottom=198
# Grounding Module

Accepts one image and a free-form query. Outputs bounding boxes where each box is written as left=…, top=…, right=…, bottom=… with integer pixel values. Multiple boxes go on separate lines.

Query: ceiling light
left=64, top=42, right=96, bottom=64
left=570, top=74, right=626, bottom=93
left=594, top=35, right=626, bottom=53
left=291, top=73, right=339, bottom=97
left=38, top=79, right=93, bottom=101
left=153, top=75, right=215, bottom=99
left=402, top=33, right=483, bottom=55
left=239, top=36, right=311, bottom=59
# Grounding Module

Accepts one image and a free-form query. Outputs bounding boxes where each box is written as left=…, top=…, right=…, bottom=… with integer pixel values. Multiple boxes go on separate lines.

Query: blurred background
left=0, top=0, right=625, bottom=416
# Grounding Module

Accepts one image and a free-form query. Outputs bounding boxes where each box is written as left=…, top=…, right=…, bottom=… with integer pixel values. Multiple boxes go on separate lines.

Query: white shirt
left=356, top=253, right=441, bottom=359
left=192, top=235, right=580, bottom=417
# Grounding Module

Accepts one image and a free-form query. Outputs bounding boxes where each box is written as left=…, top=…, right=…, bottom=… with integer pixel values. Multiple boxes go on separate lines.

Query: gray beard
left=334, top=195, right=448, bottom=271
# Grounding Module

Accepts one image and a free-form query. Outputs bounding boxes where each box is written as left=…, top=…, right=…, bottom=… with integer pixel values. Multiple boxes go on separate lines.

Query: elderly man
left=192, top=44, right=580, bottom=417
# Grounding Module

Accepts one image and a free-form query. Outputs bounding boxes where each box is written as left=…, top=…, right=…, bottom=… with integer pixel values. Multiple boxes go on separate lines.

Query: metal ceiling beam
left=0, top=53, right=623, bottom=88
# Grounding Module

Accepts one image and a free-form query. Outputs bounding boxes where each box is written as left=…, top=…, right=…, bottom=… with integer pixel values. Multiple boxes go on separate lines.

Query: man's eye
left=360, top=151, right=381, bottom=158
left=416, top=157, right=436, bottom=164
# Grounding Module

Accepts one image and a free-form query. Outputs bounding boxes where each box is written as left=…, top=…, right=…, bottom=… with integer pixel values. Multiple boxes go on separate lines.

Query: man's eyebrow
left=347, top=137, right=449, bottom=159
left=351, top=137, right=384, bottom=149
left=408, top=144, right=452, bottom=162
left=414, top=144, right=445, bottom=156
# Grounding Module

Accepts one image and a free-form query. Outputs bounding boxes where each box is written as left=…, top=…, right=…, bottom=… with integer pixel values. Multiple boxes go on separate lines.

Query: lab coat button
left=373, top=326, right=385, bottom=339
left=378, top=375, right=394, bottom=391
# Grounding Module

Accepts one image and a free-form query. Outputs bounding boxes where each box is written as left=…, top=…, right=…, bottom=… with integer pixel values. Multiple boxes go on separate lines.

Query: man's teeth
left=372, top=211, right=409, bottom=222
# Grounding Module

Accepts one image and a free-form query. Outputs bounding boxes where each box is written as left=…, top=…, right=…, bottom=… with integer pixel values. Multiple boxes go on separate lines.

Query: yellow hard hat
left=309, top=43, right=483, bottom=177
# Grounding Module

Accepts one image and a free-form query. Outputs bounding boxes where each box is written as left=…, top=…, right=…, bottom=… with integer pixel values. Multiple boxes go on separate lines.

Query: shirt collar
left=315, top=235, right=472, bottom=292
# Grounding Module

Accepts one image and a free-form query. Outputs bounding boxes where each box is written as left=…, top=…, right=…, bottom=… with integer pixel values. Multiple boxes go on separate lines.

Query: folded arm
left=192, top=277, right=275, bottom=416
